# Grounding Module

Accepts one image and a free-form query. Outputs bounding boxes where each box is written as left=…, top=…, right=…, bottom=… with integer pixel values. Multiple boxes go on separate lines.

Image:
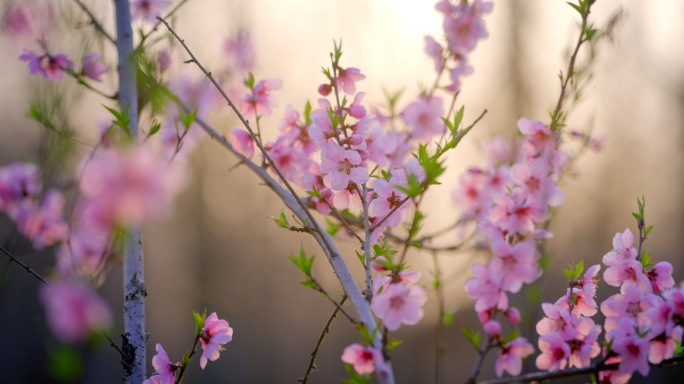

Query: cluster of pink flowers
left=461, top=118, right=568, bottom=377
left=19, top=49, right=108, bottom=82
left=370, top=258, right=427, bottom=332
left=427, top=0, right=493, bottom=91
left=0, top=162, right=68, bottom=249
left=144, top=312, right=233, bottom=383
left=533, top=227, right=683, bottom=383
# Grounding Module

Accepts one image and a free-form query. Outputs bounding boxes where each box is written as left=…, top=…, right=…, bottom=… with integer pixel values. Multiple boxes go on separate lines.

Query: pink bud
left=506, top=308, right=521, bottom=324
left=483, top=320, right=501, bottom=337
left=318, top=83, right=332, bottom=96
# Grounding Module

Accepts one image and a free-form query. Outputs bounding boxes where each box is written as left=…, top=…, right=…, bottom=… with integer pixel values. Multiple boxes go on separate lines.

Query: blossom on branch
left=341, top=343, right=387, bottom=375
left=199, top=312, right=233, bottom=369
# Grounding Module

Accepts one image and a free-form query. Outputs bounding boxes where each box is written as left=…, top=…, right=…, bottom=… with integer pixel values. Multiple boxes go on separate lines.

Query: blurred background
left=1, top=0, right=683, bottom=383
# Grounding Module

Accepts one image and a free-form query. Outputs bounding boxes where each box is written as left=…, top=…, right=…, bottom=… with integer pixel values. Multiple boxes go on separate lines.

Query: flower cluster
left=428, top=0, right=493, bottom=91
left=19, top=49, right=108, bottom=82
left=461, top=118, right=568, bottom=377
left=144, top=312, right=233, bottom=383
left=0, top=162, right=67, bottom=250
left=533, top=226, right=683, bottom=383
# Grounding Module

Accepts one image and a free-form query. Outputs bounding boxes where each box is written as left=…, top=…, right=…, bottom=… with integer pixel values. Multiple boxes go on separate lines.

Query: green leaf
left=387, top=339, right=403, bottom=350
left=193, top=309, right=207, bottom=335
left=244, top=73, right=255, bottom=89
left=148, top=120, right=161, bottom=137
left=325, top=218, right=339, bottom=236
left=463, top=328, right=481, bottom=350
left=564, top=267, right=574, bottom=281
left=181, top=109, right=198, bottom=129
left=574, top=260, right=584, bottom=280
left=288, top=244, right=315, bottom=276
left=304, top=101, right=313, bottom=125
left=103, top=105, right=132, bottom=138
left=644, top=225, right=653, bottom=238
left=567, top=2, right=583, bottom=15
left=442, top=312, right=456, bottom=327
left=299, top=278, right=318, bottom=290
left=48, top=345, right=83, bottom=381
left=274, top=212, right=290, bottom=229
left=503, top=329, right=521, bottom=344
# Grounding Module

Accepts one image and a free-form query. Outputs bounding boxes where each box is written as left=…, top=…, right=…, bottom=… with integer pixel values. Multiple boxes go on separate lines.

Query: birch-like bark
left=114, top=1, right=146, bottom=383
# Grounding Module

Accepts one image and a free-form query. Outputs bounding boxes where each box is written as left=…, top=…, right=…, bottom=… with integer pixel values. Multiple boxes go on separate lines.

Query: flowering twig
left=173, top=95, right=395, bottom=383
left=0, top=245, right=53, bottom=287
left=549, top=0, right=596, bottom=137
left=174, top=334, right=201, bottom=384
left=478, top=354, right=684, bottom=384
left=298, top=296, right=348, bottom=384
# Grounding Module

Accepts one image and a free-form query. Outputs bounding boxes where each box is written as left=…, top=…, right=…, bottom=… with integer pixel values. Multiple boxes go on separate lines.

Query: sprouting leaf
left=463, top=328, right=481, bottom=350
left=288, top=244, right=315, bottom=276
left=304, top=100, right=313, bottom=126
left=274, top=212, right=290, bottom=229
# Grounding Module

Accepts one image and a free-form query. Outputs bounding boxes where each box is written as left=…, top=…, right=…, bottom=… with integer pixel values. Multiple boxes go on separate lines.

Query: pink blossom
left=495, top=337, right=534, bottom=377
left=603, top=258, right=650, bottom=291
left=240, top=78, right=282, bottom=119
left=199, top=312, right=233, bottom=369
left=81, top=53, right=108, bottom=81
left=336, top=67, right=365, bottom=95
left=40, top=280, right=112, bottom=343
left=348, top=92, right=367, bottom=119
left=371, top=282, right=427, bottom=331
left=150, top=343, right=177, bottom=384
left=602, top=228, right=637, bottom=266
left=465, top=263, right=507, bottom=313
left=230, top=129, right=255, bottom=159
left=79, top=146, right=186, bottom=229
left=224, top=30, right=255, bottom=73
left=536, top=331, right=570, bottom=371
left=341, top=343, right=387, bottom=375
left=320, top=143, right=368, bottom=191
left=16, top=190, right=68, bottom=249
left=142, top=375, right=163, bottom=384
left=488, top=237, right=539, bottom=293
left=55, top=226, right=111, bottom=280
left=157, top=50, right=171, bottom=72
left=0, top=162, right=41, bottom=215
left=488, top=190, right=548, bottom=236
left=649, top=327, right=682, bottom=364
left=647, top=261, right=675, bottom=292
left=578, top=264, right=601, bottom=310
left=517, top=118, right=554, bottom=156
left=424, top=36, right=444, bottom=72
left=443, top=14, right=488, bottom=55
left=568, top=323, right=601, bottom=368
left=369, top=178, right=406, bottom=229
left=402, top=96, right=444, bottom=141
left=20, top=50, right=73, bottom=82
left=601, top=284, right=661, bottom=333
left=611, top=333, right=650, bottom=376
left=511, top=158, right=564, bottom=206
left=536, top=302, right=579, bottom=339
left=131, top=0, right=170, bottom=22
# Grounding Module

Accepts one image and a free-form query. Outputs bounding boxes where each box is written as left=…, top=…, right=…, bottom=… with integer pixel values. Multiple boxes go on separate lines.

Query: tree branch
left=114, top=1, right=146, bottom=383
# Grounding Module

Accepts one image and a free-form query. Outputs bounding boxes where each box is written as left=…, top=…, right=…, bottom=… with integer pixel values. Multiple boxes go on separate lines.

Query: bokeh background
left=1, top=0, right=683, bottom=383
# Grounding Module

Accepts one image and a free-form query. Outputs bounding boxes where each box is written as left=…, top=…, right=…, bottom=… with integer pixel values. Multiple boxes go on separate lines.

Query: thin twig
left=157, top=17, right=336, bottom=261
left=71, top=0, right=116, bottom=44
left=1, top=245, right=52, bottom=287
left=550, top=0, right=595, bottom=137
left=298, top=296, right=348, bottom=384
left=138, top=0, right=192, bottom=49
